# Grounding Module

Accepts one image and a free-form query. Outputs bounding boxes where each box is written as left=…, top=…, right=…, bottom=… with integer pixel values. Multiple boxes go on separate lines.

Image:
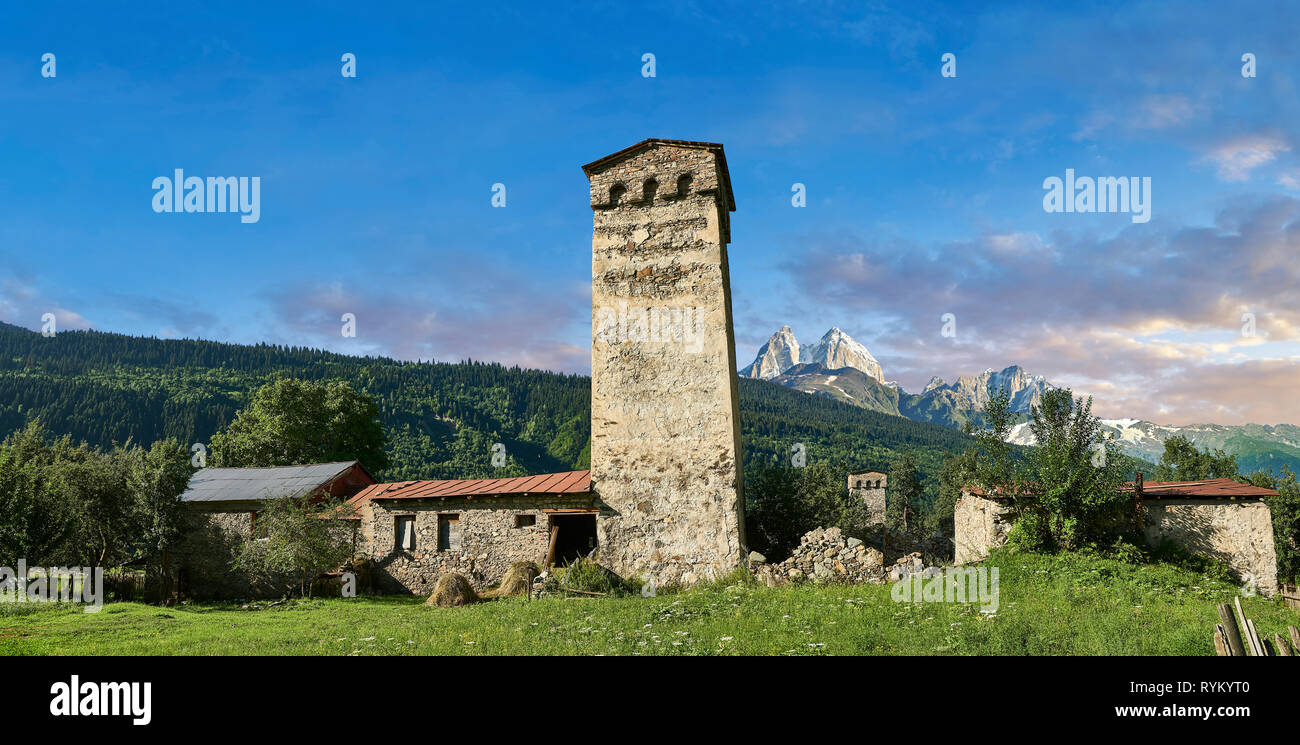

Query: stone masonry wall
left=364, top=496, right=595, bottom=594
left=586, top=141, right=746, bottom=586
left=174, top=508, right=255, bottom=599
left=1144, top=500, right=1279, bottom=596
left=953, top=493, right=1012, bottom=565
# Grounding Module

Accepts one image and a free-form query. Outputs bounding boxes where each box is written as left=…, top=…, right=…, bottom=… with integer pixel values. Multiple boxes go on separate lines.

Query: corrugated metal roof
left=348, top=470, right=591, bottom=506
left=181, top=461, right=362, bottom=503
left=967, top=477, right=1278, bottom=500
left=1137, top=478, right=1278, bottom=499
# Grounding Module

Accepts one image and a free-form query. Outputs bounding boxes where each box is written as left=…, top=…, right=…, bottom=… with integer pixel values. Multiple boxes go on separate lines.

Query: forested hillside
left=0, top=322, right=976, bottom=482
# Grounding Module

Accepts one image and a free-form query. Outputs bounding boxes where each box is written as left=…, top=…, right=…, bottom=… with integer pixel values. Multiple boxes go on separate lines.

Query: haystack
left=482, top=561, right=540, bottom=599
left=426, top=573, right=478, bottom=607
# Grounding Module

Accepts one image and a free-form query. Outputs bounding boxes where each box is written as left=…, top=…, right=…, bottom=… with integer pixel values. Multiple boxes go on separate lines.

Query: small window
left=438, top=514, right=461, bottom=551
left=395, top=516, right=416, bottom=552
left=515, top=514, right=536, bottom=528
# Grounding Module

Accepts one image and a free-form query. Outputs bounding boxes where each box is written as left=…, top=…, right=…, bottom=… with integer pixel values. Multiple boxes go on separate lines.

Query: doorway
left=547, top=513, right=598, bottom=566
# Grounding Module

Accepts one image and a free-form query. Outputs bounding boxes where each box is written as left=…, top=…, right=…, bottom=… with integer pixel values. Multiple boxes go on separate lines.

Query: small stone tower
left=583, top=139, right=746, bottom=586
left=848, top=470, right=887, bottom=525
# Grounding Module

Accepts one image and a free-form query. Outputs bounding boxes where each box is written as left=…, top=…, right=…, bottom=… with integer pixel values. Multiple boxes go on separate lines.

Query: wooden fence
left=1214, top=596, right=1300, bottom=656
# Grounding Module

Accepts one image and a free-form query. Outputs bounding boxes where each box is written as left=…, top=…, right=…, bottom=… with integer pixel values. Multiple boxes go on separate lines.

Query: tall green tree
left=210, top=378, right=389, bottom=471
left=1017, top=388, right=1132, bottom=550
left=927, top=448, right=978, bottom=539
left=966, top=389, right=1020, bottom=496
left=0, top=421, right=80, bottom=565
left=1155, top=435, right=1237, bottom=481
left=886, top=452, right=924, bottom=534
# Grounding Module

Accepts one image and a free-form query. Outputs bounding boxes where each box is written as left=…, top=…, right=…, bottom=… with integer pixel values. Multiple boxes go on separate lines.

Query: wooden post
left=544, top=524, right=560, bottom=568
left=1242, top=616, right=1263, bottom=655
left=1214, top=626, right=1228, bottom=656
left=1217, top=603, right=1247, bottom=657
left=1274, top=633, right=1292, bottom=657
left=1289, top=626, right=1300, bottom=652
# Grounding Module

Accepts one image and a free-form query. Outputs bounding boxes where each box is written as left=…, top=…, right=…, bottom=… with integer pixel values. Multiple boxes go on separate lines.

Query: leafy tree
left=926, top=448, right=978, bottom=539
left=123, top=439, right=195, bottom=599
left=1015, top=388, right=1133, bottom=551
left=966, top=389, right=1020, bottom=496
left=233, top=497, right=355, bottom=598
left=0, top=421, right=80, bottom=565
left=1155, top=435, right=1237, bottom=481
left=211, top=378, right=390, bottom=471
left=886, top=452, right=924, bottom=534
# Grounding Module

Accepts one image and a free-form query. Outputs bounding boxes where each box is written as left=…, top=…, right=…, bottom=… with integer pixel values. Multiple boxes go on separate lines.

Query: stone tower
left=583, top=139, right=746, bottom=586
left=848, top=470, right=887, bottom=525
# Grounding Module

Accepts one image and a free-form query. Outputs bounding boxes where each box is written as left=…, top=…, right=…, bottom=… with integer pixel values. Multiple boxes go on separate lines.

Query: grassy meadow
left=2, top=551, right=1295, bottom=656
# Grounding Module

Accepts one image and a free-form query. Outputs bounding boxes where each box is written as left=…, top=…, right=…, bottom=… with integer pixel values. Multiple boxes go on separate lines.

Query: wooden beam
left=1217, top=603, right=1247, bottom=657
left=1273, top=633, right=1292, bottom=657
left=544, top=524, right=559, bottom=568
left=1214, top=626, right=1228, bottom=656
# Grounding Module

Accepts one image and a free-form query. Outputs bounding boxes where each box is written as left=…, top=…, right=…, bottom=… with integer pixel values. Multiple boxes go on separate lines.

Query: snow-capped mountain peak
left=740, top=326, right=883, bottom=382
left=805, top=327, right=883, bottom=382
left=739, top=325, right=804, bottom=380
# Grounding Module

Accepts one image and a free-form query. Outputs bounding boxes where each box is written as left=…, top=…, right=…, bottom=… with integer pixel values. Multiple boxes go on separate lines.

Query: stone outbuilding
left=174, top=461, right=377, bottom=598
left=347, top=470, right=596, bottom=594
left=954, top=477, right=1280, bottom=596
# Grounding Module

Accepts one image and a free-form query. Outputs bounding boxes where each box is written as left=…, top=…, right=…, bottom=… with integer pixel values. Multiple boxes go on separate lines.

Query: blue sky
left=3, top=1, right=1299, bottom=425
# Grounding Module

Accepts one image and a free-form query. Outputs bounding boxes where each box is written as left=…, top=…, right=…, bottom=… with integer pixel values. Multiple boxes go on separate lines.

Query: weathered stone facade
left=848, top=470, right=887, bottom=525
left=360, top=495, right=597, bottom=594
left=954, top=485, right=1280, bottom=596
left=173, top=509, right=257, bottom=599
left=174, top=461, right=376, bottom=599
left=953, top=492, right=1013, bottom=565
left=1143, top=500, right=1278, bottom=596
left=584, top=140, right=746, bottom=586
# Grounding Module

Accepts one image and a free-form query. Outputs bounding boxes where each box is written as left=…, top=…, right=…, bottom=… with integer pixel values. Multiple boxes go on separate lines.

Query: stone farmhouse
left=955, top=475, right=1280, bottom=595
left=175, top=461, right=376, bottom=598
left=344, top=471, right=595, bottom=595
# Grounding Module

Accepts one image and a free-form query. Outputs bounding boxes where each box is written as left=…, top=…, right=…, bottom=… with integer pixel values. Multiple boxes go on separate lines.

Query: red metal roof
left=347, top=470, right=591, bottom=507
left=966, top=477, right=1277, bottom=500
left=1134, top=478, right=1278, bottom=499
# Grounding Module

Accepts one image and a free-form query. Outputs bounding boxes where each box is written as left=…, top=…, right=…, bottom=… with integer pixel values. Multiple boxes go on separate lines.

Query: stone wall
left=363, top=495, right=595, bottom=594
left=953, top=493, right=1012, bottom=565
left=954, top=492, right=1280, bottom=595
left=174, top=508, right=255, bottom=599
left=585, top=140, right=746, bottom=586
left=1144, top=500, right=1278, bottom=596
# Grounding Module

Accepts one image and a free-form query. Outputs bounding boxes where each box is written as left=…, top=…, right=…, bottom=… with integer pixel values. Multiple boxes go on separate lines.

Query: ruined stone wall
left=363, top=496, right=595, bottom=594
left=1144, top=500, right=1278, bottom=596
left=953, top=493, right=1012, bottom=565
left=586, top=141, right=746, bottom=586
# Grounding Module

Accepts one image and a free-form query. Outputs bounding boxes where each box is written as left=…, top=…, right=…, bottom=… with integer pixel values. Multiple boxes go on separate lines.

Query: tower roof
left=582, top=138, right=735, bottom=211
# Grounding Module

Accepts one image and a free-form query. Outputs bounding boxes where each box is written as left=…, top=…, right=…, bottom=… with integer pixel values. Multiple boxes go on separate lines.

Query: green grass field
left=2, top=551, right=1294, bottom=655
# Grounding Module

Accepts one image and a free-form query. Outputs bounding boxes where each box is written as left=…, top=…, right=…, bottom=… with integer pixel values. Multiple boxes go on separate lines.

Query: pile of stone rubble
left=749, top=526, right=931, bottom=587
